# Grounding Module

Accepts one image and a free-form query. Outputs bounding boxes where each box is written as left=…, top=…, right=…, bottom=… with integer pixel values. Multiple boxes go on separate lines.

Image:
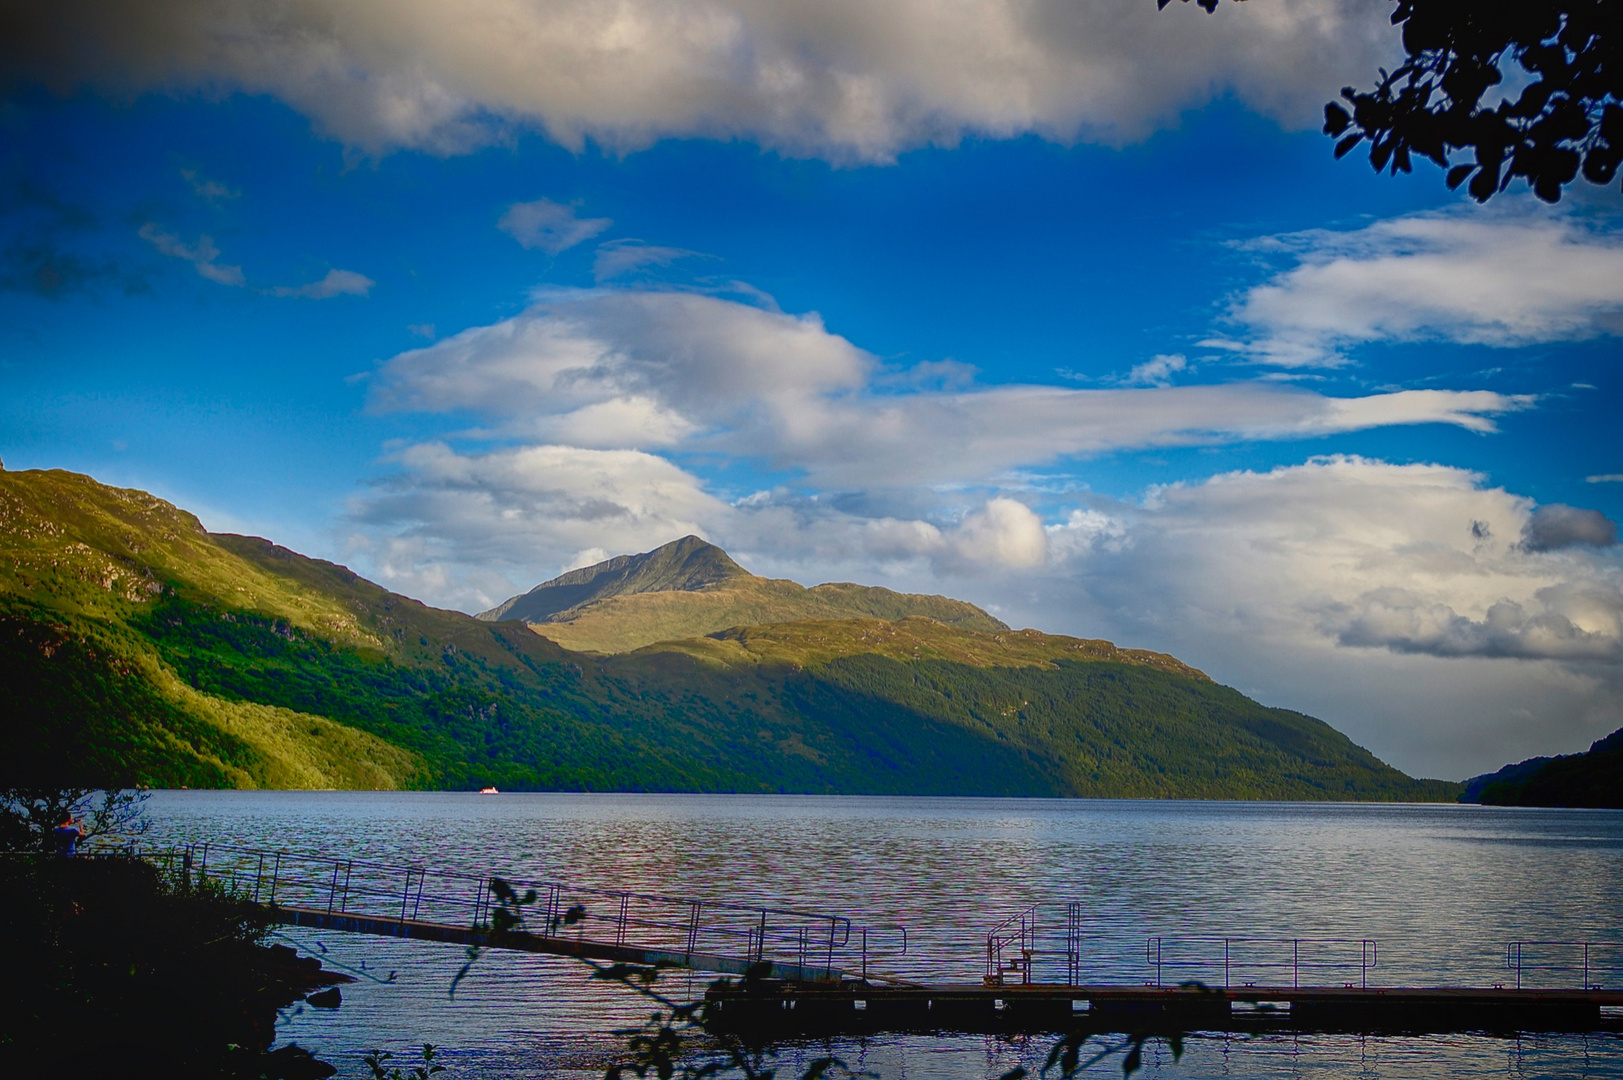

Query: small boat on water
left=478, top=786, right=499, bottom=794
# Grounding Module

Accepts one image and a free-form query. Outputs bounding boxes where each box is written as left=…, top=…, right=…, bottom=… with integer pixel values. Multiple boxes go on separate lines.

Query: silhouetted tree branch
left=459, top=879, right=1188, bottom=1080
left=0, top=786, right=150, bottom=853
left=1162, top=0, right=1621, bottom=202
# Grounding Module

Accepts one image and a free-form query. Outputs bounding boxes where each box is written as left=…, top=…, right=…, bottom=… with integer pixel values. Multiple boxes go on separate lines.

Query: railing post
left=327, top=860, right=341, bottom=914
left=270, top=853, right=281, bottom=906
left=1294, top=939, right=1299, bottom=989
left=757, top=910, right=767, bottom=964
left=1584, top=942, right=1591, bottom=990
left=685, top=901, right=701, bottom=962
left=1224, top=938, right=1230, bottom=989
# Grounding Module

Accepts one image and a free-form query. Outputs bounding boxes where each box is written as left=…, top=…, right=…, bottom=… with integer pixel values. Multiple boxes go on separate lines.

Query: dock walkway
left=172, top=843, right=1622, bottom=1036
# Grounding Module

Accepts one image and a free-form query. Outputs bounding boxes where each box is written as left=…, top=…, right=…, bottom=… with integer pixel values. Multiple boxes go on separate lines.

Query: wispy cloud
left=369, top=288, right=1533, bottom=487
left=498, top=198, right=611, bottom=254
left=181, top=169, right=239, bottom=202
left=270, top=268, right=375, bottom=299
left=593, top=240, right=699, bottom=281
left=138, top=223, right=245, bottom=286
left=1216, top=205, right=1623, bottom=367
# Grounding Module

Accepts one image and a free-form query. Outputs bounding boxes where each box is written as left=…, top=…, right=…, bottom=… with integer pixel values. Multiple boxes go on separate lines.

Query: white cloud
left=350, top=441, right=1062, bottom=608
left=952, top=497, right=1049, bottom=569
left=138, top=223, right=244, bottom=286
left=497, top=198, right=612, bottom=254
left=1220, top=206, right=1623, bottom=367
left=1588, top=474, right=1623, bottom=484
left=139, top=223, right=371, bottom=297
left=370, top=288, right=1532, bottom=488
left=1121, top=353, right=1187, bottom=387
left=270, top=268, right=375, bottom=299
left=349, top=441, right=728, bottom=611
left=1035, top=457, right=1623, bottom=774
left=369, top=288, right=872, bottom=433
left=7, top=0, right=1400, bottom=160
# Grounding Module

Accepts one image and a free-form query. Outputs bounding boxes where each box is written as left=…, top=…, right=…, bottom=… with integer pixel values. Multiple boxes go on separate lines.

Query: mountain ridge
left=0, top=466, right=1457, bottom=800
left=479, top=534, right=1010, bottom=653
left=478, top=535, right=752, bottom=622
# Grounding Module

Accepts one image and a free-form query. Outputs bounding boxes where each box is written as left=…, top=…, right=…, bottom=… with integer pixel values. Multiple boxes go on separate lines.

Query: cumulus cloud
left=270, top=268, right=375, bottom=299
left=349, top=441, right=728, bottom=610
left=1521, top=504, right=1620, bottom=552
left=1121, top=353, right=1187, bottom=387
left=498, top=198, right=612, bottom=254
left=370, top=288, right=1532, bottom=487
left=1217, top=206, right=1623, bottom=367
left=139, top=223, right=244, bottom=286
left=951, top=497, right=1049, bottom=569
left=2, top=0, right=1399, bottom=160
left=1034, top=457, right=1623, bottom=773
left=348, top=439, right=1049, bottom=607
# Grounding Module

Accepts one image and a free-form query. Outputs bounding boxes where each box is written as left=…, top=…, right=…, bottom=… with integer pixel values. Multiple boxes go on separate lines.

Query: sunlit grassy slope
left=480, top=534, right=1008, bottom=653
left=0, top=467, right=1458, bottom=799
left=0, top=469, right=421, bottom=788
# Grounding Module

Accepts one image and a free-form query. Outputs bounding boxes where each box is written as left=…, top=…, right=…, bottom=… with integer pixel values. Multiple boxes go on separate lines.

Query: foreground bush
left=0, top=854, right=337, bottom=1078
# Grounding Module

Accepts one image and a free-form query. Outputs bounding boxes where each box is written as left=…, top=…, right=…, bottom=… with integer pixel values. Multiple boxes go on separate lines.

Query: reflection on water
left=145, top=793, right=1623, bottom=1078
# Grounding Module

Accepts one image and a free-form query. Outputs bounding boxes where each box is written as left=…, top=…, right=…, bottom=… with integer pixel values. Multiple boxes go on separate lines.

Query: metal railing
left=986, top=903, right=1083, bottom=986
left=1145, top=937, right=1378, bottom=989
left=167, top=842, right=906, bottom=979
left=1505, top=941, right=1623, bottom=990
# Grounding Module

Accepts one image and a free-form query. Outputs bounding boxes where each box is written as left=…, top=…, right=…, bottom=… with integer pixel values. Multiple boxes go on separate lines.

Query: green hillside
left=477, top=534, right=1008, bottom=653
left=0, top=466, right=1456, bottom=800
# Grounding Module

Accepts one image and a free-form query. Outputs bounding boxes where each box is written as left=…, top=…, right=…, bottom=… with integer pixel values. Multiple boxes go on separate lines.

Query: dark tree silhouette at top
left=1164, top=0, right=1621, bottom=203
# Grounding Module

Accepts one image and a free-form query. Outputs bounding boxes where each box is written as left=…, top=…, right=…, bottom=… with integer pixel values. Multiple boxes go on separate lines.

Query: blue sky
left=3, top=0, right=1622, bottom=778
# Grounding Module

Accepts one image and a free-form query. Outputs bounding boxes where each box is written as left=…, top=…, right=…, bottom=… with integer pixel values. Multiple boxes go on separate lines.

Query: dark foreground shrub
left=0, top=854, right=337, bottom=1078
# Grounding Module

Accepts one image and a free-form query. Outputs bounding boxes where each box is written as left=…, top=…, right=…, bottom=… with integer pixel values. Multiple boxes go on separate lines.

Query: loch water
left=145, top=792, right=1623, bottom=1079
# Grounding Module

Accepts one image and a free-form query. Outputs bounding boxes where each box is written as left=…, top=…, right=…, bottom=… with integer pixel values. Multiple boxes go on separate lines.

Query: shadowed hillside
left=1462, top=727, right=1622, bottom=808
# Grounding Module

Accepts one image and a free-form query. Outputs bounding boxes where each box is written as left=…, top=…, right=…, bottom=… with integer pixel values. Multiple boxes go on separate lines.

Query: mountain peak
left=478, top=535, right=749, bottom=623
